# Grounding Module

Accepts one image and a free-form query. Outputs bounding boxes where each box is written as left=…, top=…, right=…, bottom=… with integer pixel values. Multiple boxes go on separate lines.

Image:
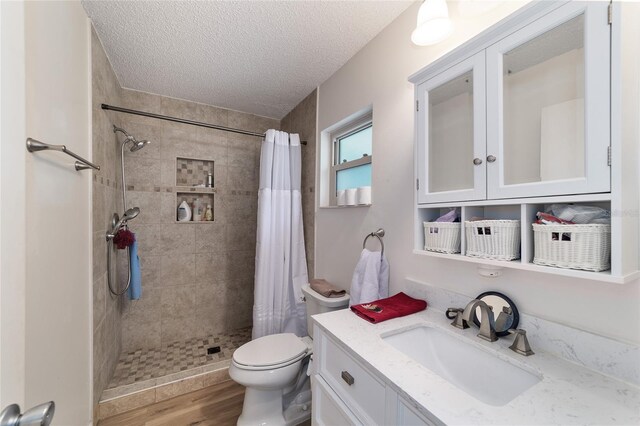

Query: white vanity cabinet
left=312, top=325, right=437, bottom=426
left=414, top=1, right=611, bottom=203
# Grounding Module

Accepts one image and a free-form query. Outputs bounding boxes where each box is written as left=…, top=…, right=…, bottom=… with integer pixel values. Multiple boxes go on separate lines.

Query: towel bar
left=363, top=228, right=385, bottom=257
left=26, top=138, right=100, bottom=171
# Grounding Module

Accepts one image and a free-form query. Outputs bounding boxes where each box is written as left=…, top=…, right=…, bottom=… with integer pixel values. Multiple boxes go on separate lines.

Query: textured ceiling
left=82, top=0, right=413, bottom=119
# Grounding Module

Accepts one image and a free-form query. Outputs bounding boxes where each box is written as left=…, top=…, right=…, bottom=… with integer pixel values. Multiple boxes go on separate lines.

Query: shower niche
left=175, top=156, right=216, bottom=223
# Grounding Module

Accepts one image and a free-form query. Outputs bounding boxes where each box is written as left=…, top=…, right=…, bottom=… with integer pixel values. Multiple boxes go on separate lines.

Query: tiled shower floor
left=102, top=327, right=251, bottom=400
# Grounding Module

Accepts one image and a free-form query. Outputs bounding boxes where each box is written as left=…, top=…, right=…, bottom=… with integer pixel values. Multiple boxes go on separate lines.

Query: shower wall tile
left=126, top=191, right=162, bottom=223
left=122, top=318, right=161, bottom=352
left=159, top=253, right=197, bottom=287
left=195, top=253, right=229, bottom=284
left=119, top=122, right=164, bottom=161
left=160, top=286, right=196, bottom=319
left=93, top=231, right=107, bottom=281
left=161, top=315, right=196, bottom=346
left=120, top=89, right=163, bottom=127
left=196, top=103, right=229, bottom=127
left=228, top=111, right=279, bottom=137
left=280, top=89, right=317, bottom=279
left=131, top=223, right=195, bottom=257
left=94, top=274, right=106, bottom=333
left=226, top=223, right=257, bottom=252
left=123, top=286, right=161, bottom=324
left=228, top=138, right=260, bottom=169
left=226, top=250, right=255, bottom=283
left=160, top=97, right=201, bottom=127
left=175, top=139, right=227, bottom=168
left=223, top=194, right=257, bottom=225
left=194, top=222, right=226, bottom=253
left=123, top=156, right=163, bottom=188
left=92, top=26, right=125, bottom=408
left=227, top=166, right=258, bottom=192
left=195, top=305, right=227, bottom=338
left=94, top=51, right=290, bottom=376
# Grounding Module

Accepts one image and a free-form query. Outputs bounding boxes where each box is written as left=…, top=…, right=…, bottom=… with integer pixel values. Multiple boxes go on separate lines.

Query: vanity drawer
left=312, top=375, right=362, bottom=426
left=318, top=331, right=386, bottom=425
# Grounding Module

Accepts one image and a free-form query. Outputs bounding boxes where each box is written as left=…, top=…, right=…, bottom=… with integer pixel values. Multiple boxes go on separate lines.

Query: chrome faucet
left=462, top=299, right=498, bottom=342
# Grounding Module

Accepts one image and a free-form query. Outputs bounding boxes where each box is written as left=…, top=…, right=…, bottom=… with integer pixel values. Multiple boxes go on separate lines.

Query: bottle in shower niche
left=206, top=172, right=214, bottom=188
left=204, top=204, right=213, bottom=221
left=177, top=200, right=192, bottom=222
left=192, top=199, right=202, bottom=221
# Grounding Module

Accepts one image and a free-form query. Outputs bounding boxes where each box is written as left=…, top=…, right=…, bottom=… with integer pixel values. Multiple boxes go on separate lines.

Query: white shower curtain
left=253, top=129, right=308, bottom=339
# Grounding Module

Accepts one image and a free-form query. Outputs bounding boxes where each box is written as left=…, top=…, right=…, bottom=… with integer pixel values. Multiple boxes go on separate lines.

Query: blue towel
left=128, top=239, right=142, bottom=300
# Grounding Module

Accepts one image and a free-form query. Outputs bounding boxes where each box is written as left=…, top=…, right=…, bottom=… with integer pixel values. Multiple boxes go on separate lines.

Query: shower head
left=111, top=207, right=141, bottom=234
left=123, top=207, right=140, bottom=221
left=113, top=126, right=151, bottom=152
left=130, top=139, right=150, bottom=152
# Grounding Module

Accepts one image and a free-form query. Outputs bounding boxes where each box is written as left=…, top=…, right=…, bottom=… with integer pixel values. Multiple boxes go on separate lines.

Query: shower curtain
left=253, top=129, right=309, bottom=339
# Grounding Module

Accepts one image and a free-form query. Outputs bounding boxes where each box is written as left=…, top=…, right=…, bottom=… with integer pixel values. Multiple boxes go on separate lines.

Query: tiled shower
left=91, top=28, right=317, bottom=414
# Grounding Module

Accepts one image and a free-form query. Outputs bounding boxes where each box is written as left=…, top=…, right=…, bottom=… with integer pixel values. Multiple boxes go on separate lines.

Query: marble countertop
left=313, top=308, right=640, bottom=425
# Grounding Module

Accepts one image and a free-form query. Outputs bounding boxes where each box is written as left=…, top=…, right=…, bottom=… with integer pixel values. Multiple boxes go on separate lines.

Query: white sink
left=382, top=325, right=541, bottom=406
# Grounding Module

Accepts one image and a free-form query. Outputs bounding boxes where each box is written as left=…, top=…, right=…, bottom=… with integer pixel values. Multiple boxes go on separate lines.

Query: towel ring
left=363, top=228, right=385, bottom=257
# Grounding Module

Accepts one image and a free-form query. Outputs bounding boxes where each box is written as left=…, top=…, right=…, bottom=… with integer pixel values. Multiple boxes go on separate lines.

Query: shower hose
left=106, top=236, right=132, bottom=296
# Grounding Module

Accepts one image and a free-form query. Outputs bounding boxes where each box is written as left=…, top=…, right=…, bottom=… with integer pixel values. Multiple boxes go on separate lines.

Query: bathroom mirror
left=472, top=291, right=519, bottom=337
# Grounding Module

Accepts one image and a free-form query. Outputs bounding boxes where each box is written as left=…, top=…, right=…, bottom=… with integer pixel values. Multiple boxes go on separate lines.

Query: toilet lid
left=233, top=333, right=308, bottom=368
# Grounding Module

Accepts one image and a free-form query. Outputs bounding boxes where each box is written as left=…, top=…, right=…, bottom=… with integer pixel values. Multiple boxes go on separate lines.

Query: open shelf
left=414, top=195, right=627, bottom=283
left=176, top=157, right=214, bottom=187
left=174, top=156, right=216, bottom=223
left=176, top=192, right=214, bottom=223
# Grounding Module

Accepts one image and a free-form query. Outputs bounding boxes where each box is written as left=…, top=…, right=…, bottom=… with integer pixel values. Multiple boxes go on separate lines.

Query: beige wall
left=281, top=89, right=318, bottom=278
left=24, top=1, right=92, bottom=423
left=315, top=2, right=640, bottom=344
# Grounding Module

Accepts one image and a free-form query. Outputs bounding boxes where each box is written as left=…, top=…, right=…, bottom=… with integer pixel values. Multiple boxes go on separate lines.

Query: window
left=330, top=115, right=373, bottom=206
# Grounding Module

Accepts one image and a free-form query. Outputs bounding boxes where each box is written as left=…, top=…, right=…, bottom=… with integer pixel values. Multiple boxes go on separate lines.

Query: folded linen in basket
left=351, top=292, right=427, bottom=323
left=435, top=209, right=459, bottom=222
left=309, top=279, right=347, bottom=298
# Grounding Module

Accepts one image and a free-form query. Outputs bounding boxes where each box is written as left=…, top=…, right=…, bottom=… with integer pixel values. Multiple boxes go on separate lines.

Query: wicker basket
left=533, top=223, right=611, bottom=272
left=465, top=220, right=521, bottom=261
left=423, top=222, right=461, bottom=254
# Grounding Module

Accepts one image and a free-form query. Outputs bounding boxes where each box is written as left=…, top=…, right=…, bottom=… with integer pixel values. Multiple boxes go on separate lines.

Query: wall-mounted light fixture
left=411, top=0, right=453, bottom=46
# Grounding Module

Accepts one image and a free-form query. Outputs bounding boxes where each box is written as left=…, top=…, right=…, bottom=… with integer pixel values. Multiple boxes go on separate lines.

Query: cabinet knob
left=473, top=158, right=483, bottom=165
left=487, top=155, right=497, bottom=163
left=341, top=370, right=355, bottom=386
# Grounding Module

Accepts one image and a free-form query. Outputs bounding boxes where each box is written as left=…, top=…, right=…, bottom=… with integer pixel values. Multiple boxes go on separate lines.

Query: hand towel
left=310, top=279, right=346, bottom=298
left=128, top=239, right=142, bottom=300
left=349, top=249, right=389, bottom=306
left=351, top=292, right=427, bottom=323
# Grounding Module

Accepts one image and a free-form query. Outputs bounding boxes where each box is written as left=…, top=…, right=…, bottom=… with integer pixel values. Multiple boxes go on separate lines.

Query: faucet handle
left=446, top=308, right=469, bottom=330
left=508, top=328, right=534, bottom=356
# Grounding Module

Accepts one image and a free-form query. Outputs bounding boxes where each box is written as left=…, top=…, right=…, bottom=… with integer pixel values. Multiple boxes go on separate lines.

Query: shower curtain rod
left=101, top=104, right=307, bottom=145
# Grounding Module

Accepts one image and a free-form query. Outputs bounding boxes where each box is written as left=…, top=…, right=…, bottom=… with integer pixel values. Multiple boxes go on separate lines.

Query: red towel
left=350, top=292, right=427, bottom=323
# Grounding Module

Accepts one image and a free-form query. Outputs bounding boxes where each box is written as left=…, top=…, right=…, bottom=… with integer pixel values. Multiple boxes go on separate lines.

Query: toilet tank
left=301, top=283, right=350, bottom=338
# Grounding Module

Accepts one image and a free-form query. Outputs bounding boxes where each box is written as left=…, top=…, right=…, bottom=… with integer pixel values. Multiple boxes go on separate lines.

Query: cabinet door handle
left=341, top=370, right=355, bottom=386
left=473, top=158, right=483, bottom=165
left=487, top=155, right=497, bottom=163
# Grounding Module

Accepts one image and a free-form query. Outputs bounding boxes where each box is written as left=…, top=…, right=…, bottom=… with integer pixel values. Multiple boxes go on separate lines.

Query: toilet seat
left=233, top=333, right=308, bottom=371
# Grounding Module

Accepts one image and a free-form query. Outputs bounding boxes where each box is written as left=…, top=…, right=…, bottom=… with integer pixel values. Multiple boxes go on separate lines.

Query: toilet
left=229, top=283, right=350, bottom=426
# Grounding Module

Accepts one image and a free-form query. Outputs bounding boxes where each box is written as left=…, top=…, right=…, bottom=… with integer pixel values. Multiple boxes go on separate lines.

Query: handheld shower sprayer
left=107, top=126, right=151, bottom=297
left=106, top=207, right=140, bottom=241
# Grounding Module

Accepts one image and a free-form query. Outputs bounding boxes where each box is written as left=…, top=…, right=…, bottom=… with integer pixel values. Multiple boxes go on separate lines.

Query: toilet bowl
left=230, top=283, right=349, bottom=426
